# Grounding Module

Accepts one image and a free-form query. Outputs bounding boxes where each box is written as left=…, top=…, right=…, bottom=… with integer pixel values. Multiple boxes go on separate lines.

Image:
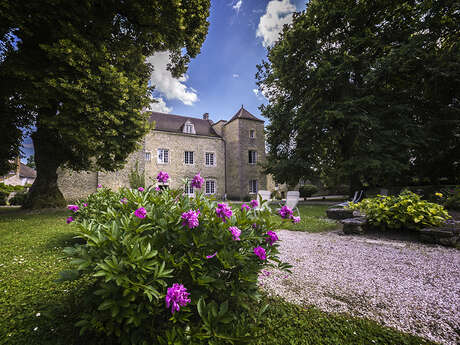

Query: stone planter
left=419, top=227, right=460, bottom=248
left=326, top=208, right=355, bottom=220
left=341, top=217, right=368, bottom=235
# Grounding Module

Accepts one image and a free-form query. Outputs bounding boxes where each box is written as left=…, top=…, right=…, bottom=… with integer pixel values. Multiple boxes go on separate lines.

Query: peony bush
left=61, top=174, right=292, bottom=344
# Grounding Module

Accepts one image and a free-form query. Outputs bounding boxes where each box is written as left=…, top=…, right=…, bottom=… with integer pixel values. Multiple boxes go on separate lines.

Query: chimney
left=203, top=112, right=209, bottom=120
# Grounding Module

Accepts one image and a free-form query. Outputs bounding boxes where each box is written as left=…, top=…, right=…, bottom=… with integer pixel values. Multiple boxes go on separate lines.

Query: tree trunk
left=22, top=124, right=66, bottom=209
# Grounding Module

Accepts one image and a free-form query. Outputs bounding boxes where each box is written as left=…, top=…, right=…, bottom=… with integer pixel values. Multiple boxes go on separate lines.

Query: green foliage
left=1, top=0, right=211, bottom=207
left=299, top=185, right=319, bottom=198
left=9, top=191, right=27, bottom=206
left=443, top=187, right=460, bottom=211
left=349, top=190, right=451, bottom=230
left=62, top=185, right=291, bottom=344
left=0, top=190, right=8, bottom=205
left=0, top=183, right=25, bottom=193
left=25, top=155, right=35, bottom=169
left=0, top=208, right=437, bottom=345
left=257, top=0, right=460, bottom=189
left=128, top=161, right=145, bottom=189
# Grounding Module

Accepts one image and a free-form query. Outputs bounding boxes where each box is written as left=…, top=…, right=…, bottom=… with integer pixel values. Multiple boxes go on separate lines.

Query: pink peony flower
left=254, top=246, right=266, bottom=260
left=279, top=205, right=293, bottom=219
left=181, top=209, right=200, bottom=229
left=228, top=226, right=241, bottom=241
left=206, top=252, right=217, bottom=259
left=138, top=187, right=144, bottom=192
left=250, top=199, right=258, bottom=208
left=97, top=184, right=102, bottom=189
left=83, top=203, right=88, bottom=207
left=155, top=186, right=161, bottom=191
left=241, top=203, right=250, bottom=211
left=266, top=231, right=279, bottom=245
left=134, top=207, right=147, bottom=219
left=67, top=205, right=79, bottom=212
left=216, top=203, right=232, bottom=222
left=191, top=173, right=204, bottom=189
left=66, top=216, right=74, bottom=224
left=157, top=171, right=169, bottom=183
left=165, top=283, right=191, bottom=314
left=292, top=216, right=301, bottom=224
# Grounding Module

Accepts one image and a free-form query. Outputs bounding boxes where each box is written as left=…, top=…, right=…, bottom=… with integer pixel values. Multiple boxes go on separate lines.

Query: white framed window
left=249, top=179, right=258, bottom=194
left=249, top=129, right=255, bottom=138
left=205, top=180, right=216, bottom=195
left=248, top=150, right=257, bottom=164
left=184, top=151, right=194, bottom=165
left=205, top=152, right=215, bottom=166
left=157, top=148, right=169, bottom=164
left=184, top=183, right=194, bottom=196
left=145, top=151, right=151, bottom=161
left=185, top=124, right=193, bottom=133
left=183, top=121, right=195, bottom=134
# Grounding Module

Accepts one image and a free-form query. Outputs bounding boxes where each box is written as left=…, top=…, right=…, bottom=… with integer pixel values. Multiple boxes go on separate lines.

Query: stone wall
left=57, top=169, right=98, bottom=201
left=144, top=130, right=226, bottom=198
left=222, top=119, right=241, bottom=199
left=223, top=118, right=266, bottom=200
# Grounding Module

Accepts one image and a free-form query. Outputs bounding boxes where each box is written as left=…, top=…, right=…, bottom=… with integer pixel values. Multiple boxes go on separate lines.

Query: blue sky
left=21, top=0, right=307, bottom=160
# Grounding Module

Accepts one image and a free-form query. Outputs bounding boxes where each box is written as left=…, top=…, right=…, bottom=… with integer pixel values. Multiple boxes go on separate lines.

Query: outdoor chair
left=256, top=190, right=271, bottom=210
left=330, top=190, right=363, bottom=208
left=279, top=191, right=300, bottom=217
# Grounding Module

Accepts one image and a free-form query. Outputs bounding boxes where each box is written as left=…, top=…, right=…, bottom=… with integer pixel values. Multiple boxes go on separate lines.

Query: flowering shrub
left=61, top=179, right=291, bottom=344
left=349, top=190, right=450, bottom=230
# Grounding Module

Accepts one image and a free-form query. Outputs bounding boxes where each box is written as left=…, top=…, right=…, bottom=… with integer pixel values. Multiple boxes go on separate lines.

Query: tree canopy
left=257, top=0, right=459, bottom=191
left=0, top=0, right=210, bottom=207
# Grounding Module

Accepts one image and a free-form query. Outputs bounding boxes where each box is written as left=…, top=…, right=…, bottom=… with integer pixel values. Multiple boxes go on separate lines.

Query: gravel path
left=259, top=230, right=460, bottom=345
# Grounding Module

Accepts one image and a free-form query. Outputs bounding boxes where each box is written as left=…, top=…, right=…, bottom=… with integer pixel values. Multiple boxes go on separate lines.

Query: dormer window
left=183, top=120, right=195, bottom=134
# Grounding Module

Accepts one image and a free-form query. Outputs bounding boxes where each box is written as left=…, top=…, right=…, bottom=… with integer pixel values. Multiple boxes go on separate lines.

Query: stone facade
left=58, top=106, right=267, bottom=201
left=143, top=130, right=225, bottom=196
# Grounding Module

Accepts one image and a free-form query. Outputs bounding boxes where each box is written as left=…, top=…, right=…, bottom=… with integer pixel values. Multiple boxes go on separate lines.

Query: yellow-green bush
left=349, top=190, right=450, bottom=230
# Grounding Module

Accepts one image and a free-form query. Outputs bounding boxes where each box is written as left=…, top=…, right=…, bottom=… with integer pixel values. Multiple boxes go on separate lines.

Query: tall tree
left=0, top=1, right=210, bottom=208
left=257, top=0, right=459, bottom=192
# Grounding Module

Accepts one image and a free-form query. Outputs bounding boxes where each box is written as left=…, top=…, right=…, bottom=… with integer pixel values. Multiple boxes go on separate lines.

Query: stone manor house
left=58, top=106, right=267, bottom=200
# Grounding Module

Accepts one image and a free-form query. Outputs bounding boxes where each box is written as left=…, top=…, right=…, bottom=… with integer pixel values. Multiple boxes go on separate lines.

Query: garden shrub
left=128, top=161, right=145, bottom=189
left=299, top=185, right=319, bottom=198
left=349, top=190, right=450, bottom=230
left=0, top=191, right=8, bottom=205
left=61, top=176, right=292, bottom=345
left=442, top=187, right=460, bottom=211
left=9, top=191, right=28, bottom=206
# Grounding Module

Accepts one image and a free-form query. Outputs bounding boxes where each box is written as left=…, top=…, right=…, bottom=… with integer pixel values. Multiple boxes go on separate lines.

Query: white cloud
left=252, top=89, right=259, bottom=96
left=256, top=0, right=296, bottom=47
left=233, top=73, right=240, bottom=78
left=232, top=0, right=243, bottom=13
left=148, top=97, right=172, bottom=113
left=147, top=52, right=198, bottom=106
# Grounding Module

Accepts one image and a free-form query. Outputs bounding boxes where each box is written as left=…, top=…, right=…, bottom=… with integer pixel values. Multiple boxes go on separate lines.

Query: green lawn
left=279, top=204, right=340, bottom=232
left=0, top=207, right=435, bottom=345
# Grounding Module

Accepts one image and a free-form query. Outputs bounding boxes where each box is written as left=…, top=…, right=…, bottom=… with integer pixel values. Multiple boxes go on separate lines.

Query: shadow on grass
left=42, top=231, right=86, bottom=251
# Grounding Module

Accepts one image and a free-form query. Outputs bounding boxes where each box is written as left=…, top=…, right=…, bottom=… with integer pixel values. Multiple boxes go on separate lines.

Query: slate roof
left=226, top=106, right=264, bottom=125
left=148, top=112, right=219, bottom=137
left=19, top=163, right=36, bottom=178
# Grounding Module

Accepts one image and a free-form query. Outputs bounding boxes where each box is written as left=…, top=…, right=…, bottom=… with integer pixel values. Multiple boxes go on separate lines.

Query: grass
left=0, top=207, right=436, bottom=345
left=272, top=204, right=340, bottom=232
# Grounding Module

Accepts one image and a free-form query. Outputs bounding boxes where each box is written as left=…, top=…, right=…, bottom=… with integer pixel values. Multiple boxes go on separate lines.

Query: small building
left=58, top=106, right=267, bottom=201
left=0, top=157, right=36, bottom=186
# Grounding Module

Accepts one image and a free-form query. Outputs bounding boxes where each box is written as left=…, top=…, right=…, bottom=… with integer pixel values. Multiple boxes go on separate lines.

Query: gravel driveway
left=259, top=230, right=460, bottom=345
